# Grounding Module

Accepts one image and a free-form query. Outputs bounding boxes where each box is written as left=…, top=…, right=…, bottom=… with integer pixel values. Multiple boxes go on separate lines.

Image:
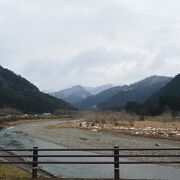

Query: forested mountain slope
left=76, top=85, right=128, bottom=110
left=0, top=66, right=75, bottom=113
left=98, top=76, right=171, bottom=110
left=125, top=74, right=180, bottom=115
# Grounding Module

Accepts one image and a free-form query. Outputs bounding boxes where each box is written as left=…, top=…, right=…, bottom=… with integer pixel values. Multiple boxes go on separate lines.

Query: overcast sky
left=0, top=0, right=180, bottom=90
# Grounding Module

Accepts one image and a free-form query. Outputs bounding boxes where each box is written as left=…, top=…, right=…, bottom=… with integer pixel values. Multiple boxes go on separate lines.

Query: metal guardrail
left=0, top=146, right=180, bottom=179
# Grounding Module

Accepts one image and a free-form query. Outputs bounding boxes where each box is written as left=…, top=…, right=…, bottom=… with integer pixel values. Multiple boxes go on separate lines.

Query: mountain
left=50, top=85, right=91, bottom=105
left=42, top=89, right=54, bottom=93
left=97, top=76, right=172, bottom=110
left=84, top=84, right=114, bottom=95
left=0, top=65, right=75, bottom=113
left=125, top=74, right=180, bottom=115
left=125, top=75, right=171, bottom=90
left=75, top=85, right=128, bottom=110
left=153, top=74, right=180, bottom=113
left=151, top=74, right=180, bottom=99
left=50, top=84, right=114, bottom=106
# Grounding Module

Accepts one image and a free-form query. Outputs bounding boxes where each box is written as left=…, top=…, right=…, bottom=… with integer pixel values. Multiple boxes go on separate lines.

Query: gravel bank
left=21, top=120, right=180, bottom=165
left=22, top=120, right=180, bottom=150
left=4, top=121, right=179, bottom=180
left=19, top=121, right=180, bottom=168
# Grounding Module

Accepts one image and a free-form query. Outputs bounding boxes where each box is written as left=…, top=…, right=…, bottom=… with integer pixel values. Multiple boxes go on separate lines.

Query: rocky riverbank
left=21, top=120, right=180, bottom=164
left=3, top=119, right=180, bottom=179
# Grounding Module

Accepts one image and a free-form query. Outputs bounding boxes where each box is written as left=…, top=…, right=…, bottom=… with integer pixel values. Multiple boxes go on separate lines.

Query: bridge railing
left=0, top=146, right=180, bottom=179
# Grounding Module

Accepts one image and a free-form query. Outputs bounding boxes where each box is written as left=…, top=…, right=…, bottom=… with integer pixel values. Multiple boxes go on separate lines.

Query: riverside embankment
left=0, top=119, right=180, bottom=179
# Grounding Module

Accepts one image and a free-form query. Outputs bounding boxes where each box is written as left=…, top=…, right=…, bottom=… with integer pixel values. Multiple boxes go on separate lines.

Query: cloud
left=21, top=47, right=149, bottom=89
left=0, top=0, right=180, bottom=90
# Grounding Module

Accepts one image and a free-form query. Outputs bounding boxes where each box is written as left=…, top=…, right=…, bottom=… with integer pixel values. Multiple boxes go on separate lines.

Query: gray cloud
left=0, top=0, right=180, bottom=90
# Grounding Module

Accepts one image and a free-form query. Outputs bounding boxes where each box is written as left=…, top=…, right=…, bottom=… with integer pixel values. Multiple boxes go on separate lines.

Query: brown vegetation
left=82, top=111, right=139, bottom=124
left=50, top=111, right=180, bottom=140
left=0, top=108, right=22, bottom=116
left=81, top=111, right=180, bottom=127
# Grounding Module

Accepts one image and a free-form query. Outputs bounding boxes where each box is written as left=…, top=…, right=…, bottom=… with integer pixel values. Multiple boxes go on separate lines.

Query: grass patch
left=0, top=164, right=30, bottom=179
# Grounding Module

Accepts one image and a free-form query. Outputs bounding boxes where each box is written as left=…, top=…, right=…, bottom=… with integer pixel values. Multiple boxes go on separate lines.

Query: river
left=0, top=120, right=180, bottom=179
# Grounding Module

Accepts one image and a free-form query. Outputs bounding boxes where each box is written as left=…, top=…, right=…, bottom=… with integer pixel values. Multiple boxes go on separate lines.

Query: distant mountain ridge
left=125, top=74, right=180, bottom=115
left=76, top=85, right=128, bottom=110
left=129, top=75, right=171, bottom=89
left=50, top=85, right=91, bottom=105
left=98, top=76, right=172, bottom=110
left=1, top=64, right=174, bottom=114
left=0, top=65, right=75, bottom=113
left=84, top=84, right=114, bottom=95
left=50, top=84, right=114, bottom=105
left=75, top=75, right=172, bottom=110
left=50, top=75, right=172, bottom=111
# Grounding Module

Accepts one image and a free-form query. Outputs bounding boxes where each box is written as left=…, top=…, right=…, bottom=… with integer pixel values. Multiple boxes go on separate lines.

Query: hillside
left=76, top=85, right=128, bottom=110
left=152, top=74, right=180, bottom=98
left=84, top=84, right=114, bottom=95
left=155, top=74, right=180, bottom=113
left=129, top=75, right=171, bottom=89
left=50, top=85, right=91, bottom=105
left=98, top=76, right=172, bottom=110
left=50, top=84, right=114, bottom=106
left=125, top=74, right=180, bottom=115
left=141, top=74, right=180, bottom=115
left=0, top=66, right=75, bottom=113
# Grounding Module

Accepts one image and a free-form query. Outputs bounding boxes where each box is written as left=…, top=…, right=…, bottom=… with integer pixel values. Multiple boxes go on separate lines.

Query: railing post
left=114, top=145, right=120, bottom=180
left=32, top=147, right=38, bottom=179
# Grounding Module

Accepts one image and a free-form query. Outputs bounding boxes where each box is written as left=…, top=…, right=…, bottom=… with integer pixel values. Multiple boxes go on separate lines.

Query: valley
left=1, top=1, right=180, bottom=179
left=0, top=65, right=180, bottom=179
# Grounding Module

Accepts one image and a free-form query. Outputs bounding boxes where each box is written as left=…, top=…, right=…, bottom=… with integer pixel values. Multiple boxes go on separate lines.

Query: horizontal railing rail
left=1, top=154, right=180, bottom=157
left=1, top=161, right=180, bottom=164
left=0, top=146, right=179, bottom=180
left=0, top=148, right=180, bottom=151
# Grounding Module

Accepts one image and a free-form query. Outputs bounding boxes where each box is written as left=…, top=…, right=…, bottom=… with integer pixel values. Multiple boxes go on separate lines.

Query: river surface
left=0, top=120, right=180, bottom=179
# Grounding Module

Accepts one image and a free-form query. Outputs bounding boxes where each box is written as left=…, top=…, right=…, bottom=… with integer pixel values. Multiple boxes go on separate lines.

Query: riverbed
left=0, top=119, right=180, bottom=179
